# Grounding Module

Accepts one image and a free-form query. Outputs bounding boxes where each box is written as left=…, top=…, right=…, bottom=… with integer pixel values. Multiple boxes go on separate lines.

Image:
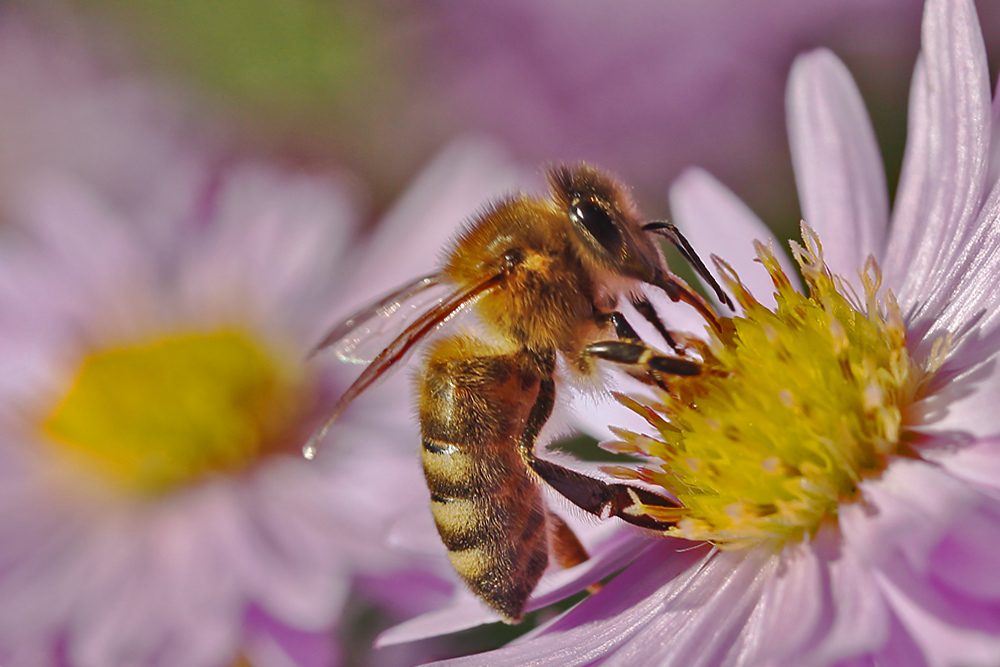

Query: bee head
left=548, top=163, right=664, bottom=284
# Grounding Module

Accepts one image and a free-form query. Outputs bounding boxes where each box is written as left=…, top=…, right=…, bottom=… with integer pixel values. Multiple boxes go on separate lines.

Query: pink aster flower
left=0, top=19, right=528, bottom=665
left=0, top=138, right=524, bottom=666
left=385, top=0, right=1000, bottom=664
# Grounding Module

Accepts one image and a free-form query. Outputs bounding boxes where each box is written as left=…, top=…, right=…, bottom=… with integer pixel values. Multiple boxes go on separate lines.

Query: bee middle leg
left=585, top=340, right=700, bottom=378
left=594, top=309, right=699, bottom=385
left=520, top=376, right=680, bottom=532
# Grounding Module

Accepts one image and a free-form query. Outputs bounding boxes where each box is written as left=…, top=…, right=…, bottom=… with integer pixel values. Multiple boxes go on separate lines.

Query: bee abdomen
left=418, top=336, right=551, bottom=621
left=427, top=456, right=549, bottom=621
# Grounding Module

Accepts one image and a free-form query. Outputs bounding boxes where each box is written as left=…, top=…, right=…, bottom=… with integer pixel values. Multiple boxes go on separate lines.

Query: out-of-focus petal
left=177, top=162, right=358, bottom=346
left=669, top=167, right=800, bottom=309
left=877, top=559, right=1000, bottom=666
left=337, top=139, right=526, bottom=313
left=787, top=49, right=888, bottom=288
left=883, top=0, right=990, bottom=311
left=243, top=606, right=341, bottom=667
left=928, top=497, right=1000, bottom=599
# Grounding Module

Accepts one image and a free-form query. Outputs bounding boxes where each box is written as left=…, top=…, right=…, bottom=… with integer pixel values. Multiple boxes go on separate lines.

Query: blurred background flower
left=0, top=12, right=531, bottom=666
left=4, top=0, right=1000, bottom=665
left=29, top=0, right=999, bottom=232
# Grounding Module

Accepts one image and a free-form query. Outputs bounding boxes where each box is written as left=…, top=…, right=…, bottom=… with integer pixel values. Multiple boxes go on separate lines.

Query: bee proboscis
left=307, top=164, right=731, bottom=622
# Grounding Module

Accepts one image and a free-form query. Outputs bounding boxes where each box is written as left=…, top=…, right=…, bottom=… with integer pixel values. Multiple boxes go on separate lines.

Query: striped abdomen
left=418, top=336, right=548, bottom=622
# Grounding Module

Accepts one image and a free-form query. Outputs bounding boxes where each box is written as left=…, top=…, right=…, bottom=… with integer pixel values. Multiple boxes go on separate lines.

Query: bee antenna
left=644, top=221, right=734, bottom=310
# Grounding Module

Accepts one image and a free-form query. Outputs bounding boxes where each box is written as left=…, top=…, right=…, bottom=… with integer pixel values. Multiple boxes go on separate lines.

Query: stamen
left=611, top=226, right=937, bottom=547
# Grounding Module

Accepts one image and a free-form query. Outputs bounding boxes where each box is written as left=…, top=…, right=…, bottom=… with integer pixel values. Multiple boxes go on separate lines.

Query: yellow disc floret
left=609, top=226, right=944, bottom=548
left=43, top=329, right=304, bottom=497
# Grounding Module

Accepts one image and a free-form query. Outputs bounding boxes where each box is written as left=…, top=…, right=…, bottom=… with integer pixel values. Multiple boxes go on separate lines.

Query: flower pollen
left=613, top=226, right=941, bottom=548
left=43, top=329, right=305, bottom=497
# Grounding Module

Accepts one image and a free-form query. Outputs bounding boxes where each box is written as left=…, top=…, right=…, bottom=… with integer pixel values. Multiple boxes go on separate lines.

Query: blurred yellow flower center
left=610, top=227, right=945, bottom=547
left=44, top=329, right=302, bottom=497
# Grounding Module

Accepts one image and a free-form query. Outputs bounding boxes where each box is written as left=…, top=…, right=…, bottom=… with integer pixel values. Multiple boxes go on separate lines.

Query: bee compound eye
left=570, top=197, right=623, bottom=255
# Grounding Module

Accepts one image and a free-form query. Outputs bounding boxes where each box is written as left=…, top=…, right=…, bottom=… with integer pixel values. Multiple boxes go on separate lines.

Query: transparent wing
left=304, top=269, right=507, bottom=459
left=311, top=273, right=451, bottom=364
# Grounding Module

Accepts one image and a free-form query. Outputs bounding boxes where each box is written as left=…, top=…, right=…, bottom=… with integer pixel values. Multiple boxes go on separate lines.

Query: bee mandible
left=306, top=164, right=732, bottom=622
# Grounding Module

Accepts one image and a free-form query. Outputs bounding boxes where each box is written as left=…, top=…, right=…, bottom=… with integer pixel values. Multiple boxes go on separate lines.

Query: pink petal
left=928, top=496, right=1000, bottom=599
left=786, top=49, right=888, bottom=287
left=748, top=538, right=828, bottom=664
left=244, top=606, right=341, bottom=667
left=669, top=168, right=800, bottom=309
left=883, top=0, right=991, bottom=311
left=918, top=356, right=1000, bottom=441
left=375, top=594, right=501, bottom=648
left=422, top=544, right=760, bottom=667
left=928, top=436, right=1000, bottom=495
left=988, top=61, right=1000, bottom=190
left=845, top=458, right=1000, bottom=653
left=877, top=567, right=1000, bottom=666
left=377, top=529, right=658, bottom=646
left=841, top=458, right=981, bottom=572
left=802, top=533, right=891, bottom=666
left=870, top=611, right=930, bottom=667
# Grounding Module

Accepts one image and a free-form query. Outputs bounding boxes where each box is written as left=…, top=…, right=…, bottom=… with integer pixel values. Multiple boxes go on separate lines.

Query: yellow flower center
left=610, top=227, right=946, bottom=548
left=43, top=329, right=305, bottom=498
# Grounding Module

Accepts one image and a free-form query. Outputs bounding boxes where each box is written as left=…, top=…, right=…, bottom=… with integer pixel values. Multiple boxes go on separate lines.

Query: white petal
left=787, top=49, right=888, bottom=289
left=567, top=375, right=664, bottom=443
left=670, top=168, right=800, bottom=310
left=883, top=0, right=991, bottom=309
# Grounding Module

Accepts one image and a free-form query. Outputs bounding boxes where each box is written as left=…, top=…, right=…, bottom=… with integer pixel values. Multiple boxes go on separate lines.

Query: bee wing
left=310, top=273, right=447, bottom=363
left=303, top=268, right=507, bottom=459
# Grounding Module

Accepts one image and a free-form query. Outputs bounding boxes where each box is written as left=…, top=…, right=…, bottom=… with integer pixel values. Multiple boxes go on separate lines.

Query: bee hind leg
left=520, top=376, right=680, bottom=532
left=547, top=510, right=588, bottom=569
left=531, top=457, right=680, bottom=531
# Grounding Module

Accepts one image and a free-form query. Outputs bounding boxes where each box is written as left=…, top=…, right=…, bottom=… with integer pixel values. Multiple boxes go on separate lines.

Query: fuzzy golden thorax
left=443, top=195, right=603, bottom=358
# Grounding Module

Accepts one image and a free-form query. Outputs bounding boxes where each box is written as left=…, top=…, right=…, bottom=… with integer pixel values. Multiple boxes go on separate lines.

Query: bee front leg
left=629, top=295, right=684, bottom=353
left=519, top=377, right=680, bottom=532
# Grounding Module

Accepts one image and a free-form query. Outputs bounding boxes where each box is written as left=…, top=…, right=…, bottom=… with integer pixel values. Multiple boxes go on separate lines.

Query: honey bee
left=306, top=164, right=731, bottom=622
